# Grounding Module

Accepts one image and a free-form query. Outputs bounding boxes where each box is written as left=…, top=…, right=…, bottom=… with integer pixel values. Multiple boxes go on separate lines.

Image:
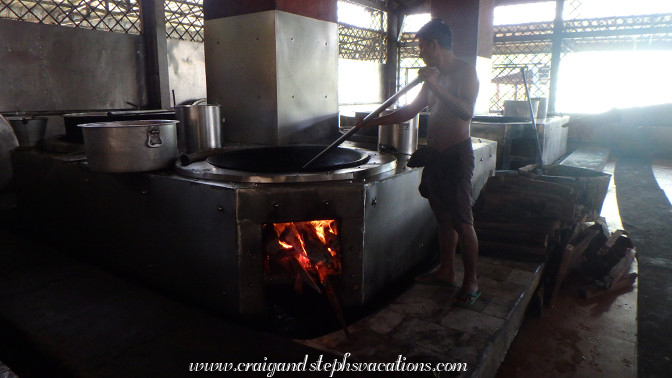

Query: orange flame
left=271, top=219, right=340, bottom=283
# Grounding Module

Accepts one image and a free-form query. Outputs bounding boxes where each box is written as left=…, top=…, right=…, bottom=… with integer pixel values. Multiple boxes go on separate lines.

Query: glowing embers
left=264, top=220, right=342, bottom=291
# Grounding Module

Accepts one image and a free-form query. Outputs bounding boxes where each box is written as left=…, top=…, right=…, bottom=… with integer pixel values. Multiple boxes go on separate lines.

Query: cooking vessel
left=174, top=104, right=224, bottom=154
left=7, top=116, right=48, bottom=147
left=207, top=145, right=370, bottom=173
left=532, top=97, right=548, bottom=119
left=78, top=120, right=178, bottom=172
left=503, top=100, right=539, bottom=118
left=64, top=110, right=176, bottom=143
left=378, top=114, right=418, bottom=155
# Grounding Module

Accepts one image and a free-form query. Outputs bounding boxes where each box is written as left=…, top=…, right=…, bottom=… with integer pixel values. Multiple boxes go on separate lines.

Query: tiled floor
left=303, top=257, right=543, bottom=378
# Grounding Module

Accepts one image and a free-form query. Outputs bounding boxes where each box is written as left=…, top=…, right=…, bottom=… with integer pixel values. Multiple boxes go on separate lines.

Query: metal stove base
left=10, top=139, right=496, bottom=318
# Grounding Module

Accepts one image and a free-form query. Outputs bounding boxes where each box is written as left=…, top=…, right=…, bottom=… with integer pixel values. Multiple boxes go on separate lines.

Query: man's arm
left=420, top=65, right=478, bottom=121
left=358, top=86, right=429, bottom=128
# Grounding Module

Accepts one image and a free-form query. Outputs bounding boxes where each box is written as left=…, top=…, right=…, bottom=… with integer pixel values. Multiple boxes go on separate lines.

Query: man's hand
left=418, top=67, right=439, bottom=86
left=355, top=116, right=379, bottom=129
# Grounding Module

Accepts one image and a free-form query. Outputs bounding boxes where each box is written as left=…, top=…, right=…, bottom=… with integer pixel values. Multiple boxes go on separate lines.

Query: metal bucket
left=503, top=100, right=539, bottom=118
left=532, top=97, right=548, bottom=119
left=78, top=120, right=178, bottom=172
left=174, top=104, right=224, bottom=154
left=7, top=116, right=47, bottom=147
left=378, top=115, right=419, bottom=155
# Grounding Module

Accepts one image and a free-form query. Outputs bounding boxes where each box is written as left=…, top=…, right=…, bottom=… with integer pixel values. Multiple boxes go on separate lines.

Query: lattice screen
left=562, top=14, right=672, bottom=52
left=338, top=0, right=387, bottom=63
left=0, top=0, right=141, bottom=34
left=491, top=22, right=553, bottom=113
left=491, top=0, right=672, bottom=113
left=398, top=31, right=422, bottom=91
left=165, top=0, right=203, bottom=42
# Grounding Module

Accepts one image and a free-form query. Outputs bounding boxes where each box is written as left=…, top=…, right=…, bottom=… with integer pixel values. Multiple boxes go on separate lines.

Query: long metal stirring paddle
left=520, top=67, right=544, bottom=169
left=302, top=76, right=424, bottom=169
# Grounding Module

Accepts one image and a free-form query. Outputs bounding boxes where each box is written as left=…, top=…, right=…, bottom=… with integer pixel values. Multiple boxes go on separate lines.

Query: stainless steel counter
left=470, top=116, right=569, bottom=169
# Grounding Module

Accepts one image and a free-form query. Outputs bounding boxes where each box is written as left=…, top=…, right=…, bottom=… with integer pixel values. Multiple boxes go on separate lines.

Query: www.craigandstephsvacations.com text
left=188, top=354, right=468, bottom=376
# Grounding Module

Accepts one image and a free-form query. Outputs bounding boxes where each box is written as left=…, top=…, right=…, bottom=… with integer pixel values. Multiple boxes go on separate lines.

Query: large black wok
left=206, top=145, right=370, bottom=173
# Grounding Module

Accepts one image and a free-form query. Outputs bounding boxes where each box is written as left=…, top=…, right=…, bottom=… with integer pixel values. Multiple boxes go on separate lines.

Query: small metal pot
left=504, top=100, right=539, bottom=118
left=378, top=115, right=419, bottom=155
left=7, top=116, right=48, bottom=147
left=78, top=120, right=178, bottom=172
left=174, top=104, right=224, bottom=154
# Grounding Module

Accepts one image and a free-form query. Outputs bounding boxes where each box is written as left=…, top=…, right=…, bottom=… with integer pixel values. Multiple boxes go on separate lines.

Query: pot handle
left=146, top=126, right=163, bottom=148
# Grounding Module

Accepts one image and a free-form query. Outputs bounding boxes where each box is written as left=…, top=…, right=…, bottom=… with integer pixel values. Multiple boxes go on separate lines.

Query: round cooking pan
left=207, top=145, right=370, bottom=173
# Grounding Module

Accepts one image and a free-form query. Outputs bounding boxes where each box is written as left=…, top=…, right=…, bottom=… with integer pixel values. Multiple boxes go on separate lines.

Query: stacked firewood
left=550, top=221, right=637, bottom=304
left=473, top=164, right=612, bottom=263
left=473, top=171, right=578, bottom=262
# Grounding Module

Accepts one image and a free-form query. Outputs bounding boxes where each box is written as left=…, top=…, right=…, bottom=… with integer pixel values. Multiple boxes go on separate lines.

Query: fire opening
left=263, top=219, right=342, bottom=290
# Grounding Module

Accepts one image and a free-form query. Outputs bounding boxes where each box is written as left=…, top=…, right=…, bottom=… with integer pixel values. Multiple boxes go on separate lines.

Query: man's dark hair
left=416, top=18, right=453, bottom=50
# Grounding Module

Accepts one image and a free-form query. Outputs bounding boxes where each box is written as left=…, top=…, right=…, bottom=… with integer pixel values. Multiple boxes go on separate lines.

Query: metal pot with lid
left=78, top=120, right=178, bottom=172
left=64, top=110, right=176, bottom=143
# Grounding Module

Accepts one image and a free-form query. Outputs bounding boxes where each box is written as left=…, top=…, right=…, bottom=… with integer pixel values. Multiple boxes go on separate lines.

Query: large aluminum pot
left=174, top=104, right=223, bottom=154
left=378, top=115, right=419, bottom=155
left=63, top=110, right=176, bottom=143
left=78, top=120, right=178, bottom=172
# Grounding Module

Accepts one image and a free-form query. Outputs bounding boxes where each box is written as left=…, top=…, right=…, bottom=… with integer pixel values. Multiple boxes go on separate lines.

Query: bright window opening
left=556, top=50, right=672, bottom=113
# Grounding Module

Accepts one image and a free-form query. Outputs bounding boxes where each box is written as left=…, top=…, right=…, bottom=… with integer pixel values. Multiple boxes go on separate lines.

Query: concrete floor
left=497, top=158, right=672, bottom=377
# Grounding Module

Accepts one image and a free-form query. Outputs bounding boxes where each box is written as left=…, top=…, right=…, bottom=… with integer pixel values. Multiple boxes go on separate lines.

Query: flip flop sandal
left=453, top=289, right=482, bottom=307
left=415, top=273, right=460, bottom=288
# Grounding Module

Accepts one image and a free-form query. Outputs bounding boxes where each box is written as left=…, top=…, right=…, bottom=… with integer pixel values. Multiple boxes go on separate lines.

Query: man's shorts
left=416, top=139, right=474, bottom=225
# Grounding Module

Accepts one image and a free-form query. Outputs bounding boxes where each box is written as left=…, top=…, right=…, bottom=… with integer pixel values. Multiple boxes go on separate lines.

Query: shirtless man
left=358, top=18, right=480, bottom=305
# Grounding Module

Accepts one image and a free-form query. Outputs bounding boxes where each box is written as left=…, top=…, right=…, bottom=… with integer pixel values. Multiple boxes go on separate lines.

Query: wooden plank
left=603, top=247, right=636, bottom=289
left=479, top=240, right=549, bottom=262
left=475, top=220, right=562, bottom=235
left=597, top=230, right=624, bottom=256
left=580, top=258, right=638, bottom=299
left=477, top=192, right=575, bottom=222
left=549, top=228, right=601, bottom=307
left=476, top=228, right=549, bottom=248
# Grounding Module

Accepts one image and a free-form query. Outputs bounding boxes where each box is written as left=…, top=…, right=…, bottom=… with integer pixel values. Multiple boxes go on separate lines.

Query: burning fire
left=266, top=220, right=341, bottom=286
